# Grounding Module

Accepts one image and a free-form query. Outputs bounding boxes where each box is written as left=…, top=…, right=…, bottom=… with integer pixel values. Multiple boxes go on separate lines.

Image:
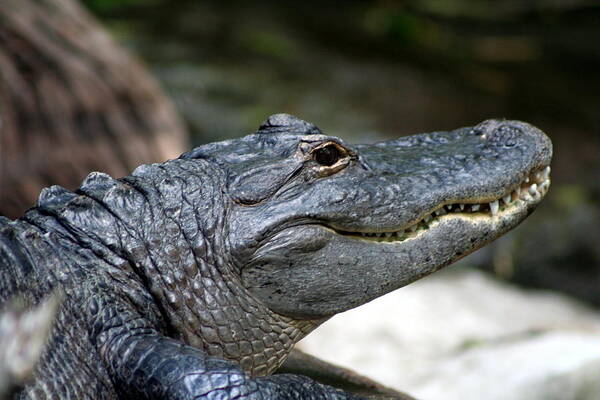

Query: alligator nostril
left=471, top=127, right=485, bottom=136
left=488, top=124, right=521, bottom=147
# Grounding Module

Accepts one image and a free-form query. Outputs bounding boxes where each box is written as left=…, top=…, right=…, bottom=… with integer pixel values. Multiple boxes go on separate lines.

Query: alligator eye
left=313, top=143, right=346, bottom=166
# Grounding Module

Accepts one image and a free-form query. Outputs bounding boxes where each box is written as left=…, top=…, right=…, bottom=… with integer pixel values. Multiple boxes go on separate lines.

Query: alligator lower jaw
left=334, top=166, right=551, bottom=243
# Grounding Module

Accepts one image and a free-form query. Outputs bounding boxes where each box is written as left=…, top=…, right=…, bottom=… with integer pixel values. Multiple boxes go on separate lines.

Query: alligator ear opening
left=228, top=159, right=301, bottom=205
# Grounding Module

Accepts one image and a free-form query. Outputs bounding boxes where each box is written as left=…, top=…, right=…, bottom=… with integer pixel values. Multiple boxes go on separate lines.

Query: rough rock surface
left=299, top=268, right=600, bottom=400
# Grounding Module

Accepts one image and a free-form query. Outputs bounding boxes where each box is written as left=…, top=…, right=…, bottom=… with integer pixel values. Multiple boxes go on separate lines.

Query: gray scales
left=0, top=114, right=552, bottom=399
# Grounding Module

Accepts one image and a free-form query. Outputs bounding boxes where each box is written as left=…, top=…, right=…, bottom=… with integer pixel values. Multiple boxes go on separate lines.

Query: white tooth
left=529, top=183, right=537, bottom=195
left=544, top=166, right=551, bottom=177
left=540, top=180, right=550, bottom=191
left=490, top=200, right=499, bottom=215
left=410, top=225, right=417, bottom=232
left=540, top=167, right=548, bottom=180
left=385, top=232, right=392, bottom=238
left=435, top=209, right=447, bottom=216
left=425, top=215, right=433, bottom=223
left=472, top=204, right=480, bottom=212
left=503, top=195, right=511, bottom=204
left=459, top=203, right=465, bottom=210
left=525, top=177, right=530, bottom=183
left=515, top=186, right=521, bottom=197
left=446, top=204, right=453, bottom=211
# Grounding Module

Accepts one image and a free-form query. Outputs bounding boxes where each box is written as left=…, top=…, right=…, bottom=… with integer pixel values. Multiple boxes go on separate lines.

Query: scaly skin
left=0, top=114, right=552, bottom=399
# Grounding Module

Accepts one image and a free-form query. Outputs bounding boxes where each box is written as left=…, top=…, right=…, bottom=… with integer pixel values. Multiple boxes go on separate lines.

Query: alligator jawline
left=331, top=166, right=551, bottom=243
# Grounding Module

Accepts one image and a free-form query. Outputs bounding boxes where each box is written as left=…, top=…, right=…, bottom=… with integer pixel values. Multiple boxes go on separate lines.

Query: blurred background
left=1, top=0, right=599, bottom=399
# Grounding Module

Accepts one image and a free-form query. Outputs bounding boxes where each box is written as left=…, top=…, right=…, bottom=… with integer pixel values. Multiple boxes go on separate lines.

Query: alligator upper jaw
left=330, top=165, right=551, bottom=243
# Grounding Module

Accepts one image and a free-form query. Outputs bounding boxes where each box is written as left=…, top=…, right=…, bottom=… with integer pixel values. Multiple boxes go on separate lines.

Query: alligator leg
left=91, top=295, right=364, bottom=399
left=278, top=349, right=415, bottom=400
left=102, top=334, right=366, bottom=399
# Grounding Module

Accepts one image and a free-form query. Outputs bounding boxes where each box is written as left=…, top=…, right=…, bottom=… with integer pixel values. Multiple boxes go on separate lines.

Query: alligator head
left=183, top=114, right=552, bottom=320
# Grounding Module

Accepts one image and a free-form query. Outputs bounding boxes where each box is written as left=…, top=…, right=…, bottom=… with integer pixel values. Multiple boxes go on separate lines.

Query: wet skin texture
left=0, top=114, right=552, bottom=399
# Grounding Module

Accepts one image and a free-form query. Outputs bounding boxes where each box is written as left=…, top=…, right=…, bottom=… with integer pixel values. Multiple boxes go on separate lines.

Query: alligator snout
left=475, top=119, right=553, bottom=160
left=487, top=123, right=521, bottom=147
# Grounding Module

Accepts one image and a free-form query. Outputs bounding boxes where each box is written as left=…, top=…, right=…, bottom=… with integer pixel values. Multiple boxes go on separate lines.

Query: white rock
left=298, top=269, right=600, bottom=400
left=412, top=332, right=600, bottom=400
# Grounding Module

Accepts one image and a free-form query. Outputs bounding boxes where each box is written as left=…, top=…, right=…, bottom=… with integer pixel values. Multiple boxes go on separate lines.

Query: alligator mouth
left=334, top=166, right=551, bottom=243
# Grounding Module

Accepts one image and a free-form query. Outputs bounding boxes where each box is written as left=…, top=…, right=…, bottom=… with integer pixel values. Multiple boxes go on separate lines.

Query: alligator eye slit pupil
left=314, top=145, right=341, bottom=166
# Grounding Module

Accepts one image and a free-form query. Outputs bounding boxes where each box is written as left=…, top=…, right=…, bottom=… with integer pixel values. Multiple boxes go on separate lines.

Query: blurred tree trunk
left=0, top=0, right=188, bottom=218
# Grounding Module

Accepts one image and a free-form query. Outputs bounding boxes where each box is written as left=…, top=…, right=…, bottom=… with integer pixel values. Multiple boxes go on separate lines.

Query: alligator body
left=0, top=114, right=552, bottom=399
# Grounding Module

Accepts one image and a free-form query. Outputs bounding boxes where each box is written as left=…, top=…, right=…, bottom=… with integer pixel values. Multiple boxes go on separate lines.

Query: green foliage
left=81, top=0, right=161, bottom=13
left=239, top=30, right=298, bottom=61
left=363, top=6, right=424, bottom=42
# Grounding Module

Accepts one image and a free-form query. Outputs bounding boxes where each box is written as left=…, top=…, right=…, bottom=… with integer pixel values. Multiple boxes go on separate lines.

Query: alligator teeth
left=534, top=171, right=544, bottom=182
left=490, top=200, right=499, bottom=215
left=529, top=183, right=537, bottom=196
left=534, top=166, right=551, bottom=183
left=348, top=165, right=550, bottom=243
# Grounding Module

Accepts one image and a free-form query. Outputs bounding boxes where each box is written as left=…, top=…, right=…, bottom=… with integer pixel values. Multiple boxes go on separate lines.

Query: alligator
left=0, top=114, right=552, bottom=399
